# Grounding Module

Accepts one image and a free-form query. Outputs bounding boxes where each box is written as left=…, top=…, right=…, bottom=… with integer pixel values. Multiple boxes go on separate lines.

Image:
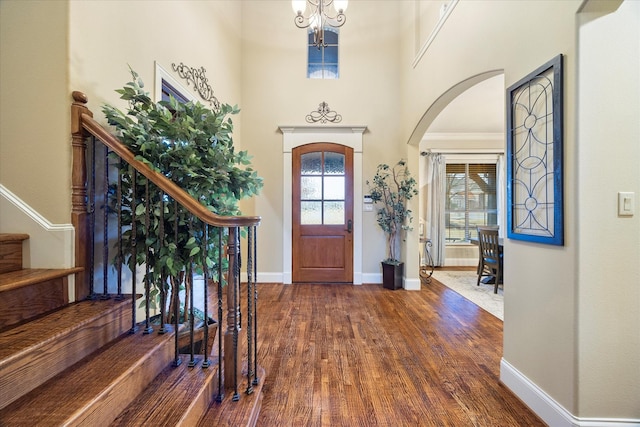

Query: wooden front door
left=292, top=143, right=353, bottom=283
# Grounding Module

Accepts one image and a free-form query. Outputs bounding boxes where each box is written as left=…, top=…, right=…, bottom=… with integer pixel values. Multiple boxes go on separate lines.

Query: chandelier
left=292, top=0, right=348, bottom=48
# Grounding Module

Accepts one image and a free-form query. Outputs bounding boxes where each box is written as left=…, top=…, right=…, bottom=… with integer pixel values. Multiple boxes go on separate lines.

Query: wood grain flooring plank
left=252, top=280, right=545, bottom=426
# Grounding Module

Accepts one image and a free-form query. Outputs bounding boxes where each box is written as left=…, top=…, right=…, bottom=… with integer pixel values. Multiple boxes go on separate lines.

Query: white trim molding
left=501, top=358, right=640, bottom=427
left=412, top=0, right=459, bottom=68
left=154, top=61, right=195, bottom=103
left=279, top=125, right=367, bottom=285
left=0, top=184, right=76, bottom=300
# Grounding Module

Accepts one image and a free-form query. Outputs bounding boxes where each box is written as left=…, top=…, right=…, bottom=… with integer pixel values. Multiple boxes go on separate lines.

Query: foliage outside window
left=445, top=163, right=497, bottom=242
left=308, top=28, right=339, bottom=79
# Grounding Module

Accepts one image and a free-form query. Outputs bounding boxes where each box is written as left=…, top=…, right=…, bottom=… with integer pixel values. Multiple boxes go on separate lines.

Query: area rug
left=428, top=269, right=504, bottom=320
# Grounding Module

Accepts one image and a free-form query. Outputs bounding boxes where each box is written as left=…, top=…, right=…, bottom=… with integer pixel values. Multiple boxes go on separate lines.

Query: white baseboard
left=403, top=277, right=421, bottom=290
left=444, top=258, right=477, bottom=267
left=362, top=272, right=381, bottom=284
left=248, top=272, right=283, bottom=283
left=501, top=358, right=640, bottom=427
left=248, top=272, right=366, bottom=286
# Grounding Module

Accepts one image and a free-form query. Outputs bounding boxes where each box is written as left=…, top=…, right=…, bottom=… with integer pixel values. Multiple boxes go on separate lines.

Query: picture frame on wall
left=506, top=54, right=564, bottom=246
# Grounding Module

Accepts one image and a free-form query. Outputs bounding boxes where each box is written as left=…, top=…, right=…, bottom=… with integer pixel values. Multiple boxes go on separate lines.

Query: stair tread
left=0, top=234, right=29, bottom=243
left=197, top=366, right=265, bottom=427
left=0, top=267, right=82, bottom=292
left=0, top=298, right=129, bottom=360
left=0, top=323, right=176, bottom=425
left=111, top=354, right=220, bottom=426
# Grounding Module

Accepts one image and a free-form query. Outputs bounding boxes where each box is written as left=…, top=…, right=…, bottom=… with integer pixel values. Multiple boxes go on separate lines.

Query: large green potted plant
left=367, top=160, right=418, bottom=290
left=102, top=68, right=262, bottom=332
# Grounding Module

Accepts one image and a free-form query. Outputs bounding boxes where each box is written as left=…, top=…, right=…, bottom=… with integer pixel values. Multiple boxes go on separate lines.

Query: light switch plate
left=618, top=192, right=635, bottom=216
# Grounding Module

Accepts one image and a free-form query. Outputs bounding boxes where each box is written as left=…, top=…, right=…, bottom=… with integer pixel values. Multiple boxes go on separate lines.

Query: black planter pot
left=382, top=261, right=404, bottom=290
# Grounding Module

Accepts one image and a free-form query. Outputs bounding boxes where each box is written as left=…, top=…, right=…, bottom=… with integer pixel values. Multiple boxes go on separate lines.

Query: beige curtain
left=424, top=153, right=446, bottom=266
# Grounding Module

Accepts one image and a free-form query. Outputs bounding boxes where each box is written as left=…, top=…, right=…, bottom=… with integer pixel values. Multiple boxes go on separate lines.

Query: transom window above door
left=300, top=151, right=346, bottom=225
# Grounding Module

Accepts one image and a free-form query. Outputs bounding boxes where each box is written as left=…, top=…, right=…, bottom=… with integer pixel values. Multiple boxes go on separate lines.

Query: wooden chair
left=476, top=226, right=503, bottom=293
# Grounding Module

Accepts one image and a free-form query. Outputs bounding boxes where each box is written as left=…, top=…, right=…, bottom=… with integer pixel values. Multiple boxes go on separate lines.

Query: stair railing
left=71, top=91, right=260, bottom=402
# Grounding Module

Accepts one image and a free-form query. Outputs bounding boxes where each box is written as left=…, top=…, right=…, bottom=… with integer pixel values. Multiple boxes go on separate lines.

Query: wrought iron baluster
left=246, top=226, right=254, bottom=395
left=216, top=227, right=224, bottom=402
left=116, top=159, right=124, bottom=300
left=88, top=137, right=96, bottom=300
left=227, top=226, right=240, bottom=401
left=202, top=223, right=211, bottom=368
left=252, top=225, right=260, bottom=387
left=159, top=195, right=167, bottom=334
left=143, top=180, right=153, bottom=335
left=172, top=200, right=182, bottom=367
left=129, top=168, right=138, bottom=334
left=101, top=144, right=110, bottom=299
left=188, top=219, right=197, bottom=368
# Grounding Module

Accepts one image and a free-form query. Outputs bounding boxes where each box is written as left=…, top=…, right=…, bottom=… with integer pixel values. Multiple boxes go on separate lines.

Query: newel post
left=71, top=91, right=92, bottom=301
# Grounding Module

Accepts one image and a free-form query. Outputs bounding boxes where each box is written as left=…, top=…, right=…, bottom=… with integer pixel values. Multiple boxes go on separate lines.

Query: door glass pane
left=323, top=176, right=344, bottom=200
left=324, top=201, right=344, bottom=224
left=324, top=152, right=344, bottom=174
left=301, top=152, right=322, bottom=175
left=301, top=201, right=322, bottom=224
left=301, top=177, right=322, bottom=200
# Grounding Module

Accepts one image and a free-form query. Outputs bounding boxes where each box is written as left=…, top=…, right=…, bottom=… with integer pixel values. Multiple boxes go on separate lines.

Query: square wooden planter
left=382, top=261, right=404, bottom=290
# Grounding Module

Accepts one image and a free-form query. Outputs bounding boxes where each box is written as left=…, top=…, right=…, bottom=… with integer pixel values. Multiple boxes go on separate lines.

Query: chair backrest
left=477, top=226, right=501, bottom=263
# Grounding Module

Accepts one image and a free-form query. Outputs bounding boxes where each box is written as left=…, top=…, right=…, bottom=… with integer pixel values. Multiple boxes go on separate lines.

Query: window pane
left=323, top=176, right=344, bottom=200
left=301, top=176, right=322, bottom=200
left=307, top=28, right=339, bottom=80
left=445, top=212, right=466, bottom=242
left=324, top=64, right=339, bottom=79
left=445, top=162, right=498, bottom=242
left=324, top=45, right=338, bottom=63
left=308, top=64, right=324, bottom=79
left=324, top=201, right=344, bottom=224
left=308, top=46, right=322, bottom=63
left=324, top=28, right=339, bottom=44
left=324, top=152, right=344, bottom=174
left=301, top=201, right=322, bottom=224
left=301, top=152, right=322, bottom=175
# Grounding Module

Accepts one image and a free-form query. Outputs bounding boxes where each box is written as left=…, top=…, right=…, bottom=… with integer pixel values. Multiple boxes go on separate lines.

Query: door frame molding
left=279, top=125, right=367, bottom=285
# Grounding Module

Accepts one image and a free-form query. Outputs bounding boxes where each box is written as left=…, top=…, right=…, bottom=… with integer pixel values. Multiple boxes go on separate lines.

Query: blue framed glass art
left=506, top=54, right=564, bottom=245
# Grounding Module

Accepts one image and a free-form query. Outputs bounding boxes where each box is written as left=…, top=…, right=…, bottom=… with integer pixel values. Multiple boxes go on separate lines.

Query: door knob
left=346, top=219, right=352, bottom=233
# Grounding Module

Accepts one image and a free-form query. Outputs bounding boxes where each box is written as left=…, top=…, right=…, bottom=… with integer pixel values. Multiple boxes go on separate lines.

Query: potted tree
left=367, top=160, right=418, bottom=290
left=102, top=68, right=262, bottom=345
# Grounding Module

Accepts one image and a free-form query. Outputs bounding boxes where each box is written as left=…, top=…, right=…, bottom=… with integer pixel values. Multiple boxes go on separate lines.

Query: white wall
left=399, top=0, right=639, bottom=422
left=0, top=0, right=70, bottom=225
left=240, top=1, right=405, bottom=280
left=577, top=0, right=640, bottom=418
left=69, top=1, right=243, bottom=129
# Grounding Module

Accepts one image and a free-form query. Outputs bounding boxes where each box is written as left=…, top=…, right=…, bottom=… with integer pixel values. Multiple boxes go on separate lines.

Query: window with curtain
left=445, top=163, right=498, bottom=242
left=308, top=28, right=339, bottom=79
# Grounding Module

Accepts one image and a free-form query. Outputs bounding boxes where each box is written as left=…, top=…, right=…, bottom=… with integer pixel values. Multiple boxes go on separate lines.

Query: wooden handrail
left=72, top=91, right=261, bottom=228
left=70, top=91, right=262, bottom=398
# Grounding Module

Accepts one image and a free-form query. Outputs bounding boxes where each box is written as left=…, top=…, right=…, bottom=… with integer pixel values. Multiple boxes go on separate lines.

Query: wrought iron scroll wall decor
left=506, top=54, right=564, bottom=245
left=171, top=62, right=220, bottom=110
left=305, top=101, right=342, bottom=124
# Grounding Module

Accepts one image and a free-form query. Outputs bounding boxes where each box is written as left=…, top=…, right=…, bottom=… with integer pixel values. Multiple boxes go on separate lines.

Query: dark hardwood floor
left=252, top=277, right=545, bottom=426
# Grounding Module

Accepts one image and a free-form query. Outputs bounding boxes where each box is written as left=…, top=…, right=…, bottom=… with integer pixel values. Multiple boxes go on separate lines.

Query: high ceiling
left=425, top=74, right=505, bottom=135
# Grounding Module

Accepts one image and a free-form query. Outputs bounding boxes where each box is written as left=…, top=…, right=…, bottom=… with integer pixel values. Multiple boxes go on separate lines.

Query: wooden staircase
left=0, top=233, right=263, bottom=426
